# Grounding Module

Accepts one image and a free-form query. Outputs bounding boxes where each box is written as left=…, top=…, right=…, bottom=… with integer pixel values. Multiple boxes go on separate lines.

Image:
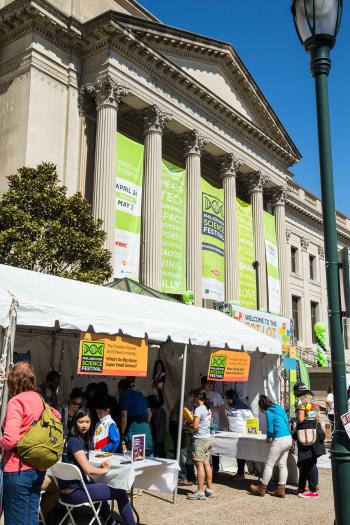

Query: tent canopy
left=0, top=265, right=281, bottom=355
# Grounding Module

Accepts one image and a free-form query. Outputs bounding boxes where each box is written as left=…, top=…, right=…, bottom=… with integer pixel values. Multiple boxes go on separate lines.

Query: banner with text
left=78, top=333, right=148, bottom=377
left=237, top=198, right=256, bottom=308
left=115, top=133, right=144, bottom=280
left=208, top=350, right=250, bottom=382
left=264, top=211, right=281, bottom=315
left=161, top=160, right=186, bottom=294
left=201, top=179, right=225, bottom=301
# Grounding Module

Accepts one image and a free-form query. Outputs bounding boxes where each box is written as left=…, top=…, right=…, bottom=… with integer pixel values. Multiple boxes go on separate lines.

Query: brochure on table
left=246, top=418, right=259, bottom=435
left=132, top=434, right=146, bottom=463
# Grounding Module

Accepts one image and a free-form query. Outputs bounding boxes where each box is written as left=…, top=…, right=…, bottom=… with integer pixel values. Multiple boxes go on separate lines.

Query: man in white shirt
left=326, top=385, right=334, bottom=431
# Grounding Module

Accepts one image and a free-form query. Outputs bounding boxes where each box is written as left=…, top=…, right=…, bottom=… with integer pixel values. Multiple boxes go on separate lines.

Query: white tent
left=0, top=265, right=281, bottom=354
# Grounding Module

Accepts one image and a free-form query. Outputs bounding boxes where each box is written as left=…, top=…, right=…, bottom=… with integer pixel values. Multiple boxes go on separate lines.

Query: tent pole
left=176, top=344, right=188, bottom=464
left=0, top=298, right=18, bottom=424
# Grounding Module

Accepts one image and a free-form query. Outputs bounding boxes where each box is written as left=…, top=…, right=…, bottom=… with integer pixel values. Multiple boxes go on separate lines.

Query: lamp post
left=291, top=1, right=350, bottom=523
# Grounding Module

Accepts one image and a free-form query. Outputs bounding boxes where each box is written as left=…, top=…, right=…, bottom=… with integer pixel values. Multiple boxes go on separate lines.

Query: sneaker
left=187, top=491, right=206, bottom=500
left=178, top=479, right=193, bottom=487
left=205, top=488, right=214, bottom=498
left=232, top=473, right=245, bottom=480
left=298, top=491, right=319, bottom=498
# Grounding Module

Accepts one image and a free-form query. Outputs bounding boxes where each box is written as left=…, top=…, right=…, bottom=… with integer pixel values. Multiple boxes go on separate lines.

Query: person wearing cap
left=293, top=383, right=326, bottom=499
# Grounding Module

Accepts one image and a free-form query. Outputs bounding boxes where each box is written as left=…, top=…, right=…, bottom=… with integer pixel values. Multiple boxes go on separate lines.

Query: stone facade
left=0, top=0, right=349, bottom=359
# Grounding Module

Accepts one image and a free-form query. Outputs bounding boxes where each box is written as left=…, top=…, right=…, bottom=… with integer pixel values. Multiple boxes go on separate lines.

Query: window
left=291, top=246, right=298, bottom=273
left=292, top=296, right=300, bottom=341
left=309, top=255, right=316, bottom=281
left=311, top=301, right=319, bottom=344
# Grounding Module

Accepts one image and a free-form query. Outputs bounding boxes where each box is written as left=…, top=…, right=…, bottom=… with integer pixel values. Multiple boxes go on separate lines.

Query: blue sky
left=141, top=0, right=349, bottom=216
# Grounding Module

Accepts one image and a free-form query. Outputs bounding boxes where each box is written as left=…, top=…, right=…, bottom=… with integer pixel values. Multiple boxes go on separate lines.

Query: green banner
left=237, top=198, right=256, bottom=308
left=115, top=133, right=144, bottom=280
left=201, top=179, right=225, bottom=301
left=161, top=160, right=187, bottom=294
left=263, top=211, right=281, bottom=315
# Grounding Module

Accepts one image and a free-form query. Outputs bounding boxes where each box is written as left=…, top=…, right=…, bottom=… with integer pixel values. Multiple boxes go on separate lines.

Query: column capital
left=182, top=130, right=208, bottom=157
left=220, top=153, right=243, bottom=178
left=271, top=187, right=289, bottom=207
left=84, top=76, right=128, bottom=110
left=301, top=237, right=309, bottom=252
left=143, top=105, right=172, bottom=135
left=247, top=171, right=270, bottom=194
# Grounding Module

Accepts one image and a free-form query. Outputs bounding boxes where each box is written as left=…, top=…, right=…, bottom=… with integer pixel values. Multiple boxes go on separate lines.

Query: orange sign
left=208, top=350, right=250, bottom=382
left=77, top=333, right=148, bottom=377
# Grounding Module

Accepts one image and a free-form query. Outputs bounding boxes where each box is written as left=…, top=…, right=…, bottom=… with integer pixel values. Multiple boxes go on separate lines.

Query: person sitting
left=147, top=385, right=166, bottom=458
left=118, top=379, right=153, bottom=455
left=93, top=397, right=120, bottom=452
left=59, top=407, right=136, bottom=525
left=38, top=370, right=61, bottom=408
left=95, top=381, right=120, bottom=424
left=60, top=387, right=84, bottom=437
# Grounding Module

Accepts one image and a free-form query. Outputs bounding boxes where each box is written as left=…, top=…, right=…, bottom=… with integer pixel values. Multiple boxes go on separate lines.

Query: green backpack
left=16, top=397, right=64, bottom=469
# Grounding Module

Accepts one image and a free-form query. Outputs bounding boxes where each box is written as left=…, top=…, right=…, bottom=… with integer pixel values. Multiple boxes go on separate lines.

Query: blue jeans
left=3, top=469, right=46, bottom=525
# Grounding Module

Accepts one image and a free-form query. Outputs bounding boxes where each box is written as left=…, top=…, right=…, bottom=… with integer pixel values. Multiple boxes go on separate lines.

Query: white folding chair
left=50, top=463, right=106, bottom=525
left=39, top=491, right=47, bottom=525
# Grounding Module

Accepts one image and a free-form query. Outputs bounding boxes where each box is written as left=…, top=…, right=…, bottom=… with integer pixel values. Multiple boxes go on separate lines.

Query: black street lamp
left=291, top=1, right=350, bottom=523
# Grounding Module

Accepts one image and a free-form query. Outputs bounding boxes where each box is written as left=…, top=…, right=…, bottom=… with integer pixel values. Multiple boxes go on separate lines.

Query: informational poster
left=161, top=160, right=187, bottom=294
left=77, top=333, right=148, bottom=377
left=115, top=133, right=144, bottom=280
left=201, top=179, right=225, bottom=301
left=132, top=434, right=146, bottom=463
left=236, top=199, right=256, bottom=309
left=246, top=418, right=259, bottom=435
left=264, top=211, right=281, bottom=315
left=207, top=350, right=250, bottom=382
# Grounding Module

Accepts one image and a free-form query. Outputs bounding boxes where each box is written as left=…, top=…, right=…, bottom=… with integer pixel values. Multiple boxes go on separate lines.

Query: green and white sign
left=237, top=198, right=256, bottom=309
left=161, top=160, right=187, bottom=294
left=201, top=179, right=225, bottom=301
left=264, top=211, right=281, bottom=315
left=115, top=133, right=144, bottom=280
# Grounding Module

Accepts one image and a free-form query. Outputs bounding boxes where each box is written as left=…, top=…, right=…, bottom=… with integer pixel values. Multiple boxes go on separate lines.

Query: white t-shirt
left=326, top=393, right=334, bottom=415
left=206, top=391, right=224, bottom=427
left=193, top=404, right=211, bottom=439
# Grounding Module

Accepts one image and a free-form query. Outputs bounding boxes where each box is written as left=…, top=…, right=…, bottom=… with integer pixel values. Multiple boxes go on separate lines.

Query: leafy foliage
left=0, top=163, right=112, bottom=284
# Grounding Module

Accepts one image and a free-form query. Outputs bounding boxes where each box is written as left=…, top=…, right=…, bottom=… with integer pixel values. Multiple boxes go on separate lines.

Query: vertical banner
left=201, top=179, right=225, bottom=301
left=115, top=133, right=144, bottom=280
left=264, top=211, right=281, bottom=315
left=237, top=198, right=256, bottom=308
left=161, top=160, right=187, bottom=294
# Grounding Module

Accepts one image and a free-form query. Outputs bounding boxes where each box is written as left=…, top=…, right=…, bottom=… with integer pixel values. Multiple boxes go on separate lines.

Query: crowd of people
left=0, top=360, right=332, bottom=525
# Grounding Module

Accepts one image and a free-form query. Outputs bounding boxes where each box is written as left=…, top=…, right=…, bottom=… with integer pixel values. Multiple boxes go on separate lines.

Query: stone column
left=184, top=130, right=208, bottom=307
left=141, top=105, right=171, bottom=291
left=77, top=90, right=96, bottom=198
left=88, top=76, right=128, bottom=272
left=221, top=153, right=242, bottom=303
left=272, top=188, right=290, bottom=318
left=248, top=172, right=269, bottom=311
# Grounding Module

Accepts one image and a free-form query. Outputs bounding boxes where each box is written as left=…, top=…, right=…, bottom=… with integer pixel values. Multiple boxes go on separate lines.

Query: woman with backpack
left=0, top=361, right=61, bottom=524
left=249, top=395, right=292, bottom=498
left=59, top=407, right=136, bottom=525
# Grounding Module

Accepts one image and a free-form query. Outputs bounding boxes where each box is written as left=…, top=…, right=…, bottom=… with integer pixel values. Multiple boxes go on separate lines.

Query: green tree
left=0, top=162, right=112, bottom=284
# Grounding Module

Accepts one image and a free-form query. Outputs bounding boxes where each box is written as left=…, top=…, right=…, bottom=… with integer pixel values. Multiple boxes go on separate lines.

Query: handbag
left=297, top=428, right=317, bottom=446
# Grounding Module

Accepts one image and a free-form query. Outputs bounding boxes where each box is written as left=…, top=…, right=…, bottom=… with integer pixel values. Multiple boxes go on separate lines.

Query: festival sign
left=115, top=133, right=144, bottom=280
left=201, top=178, right=225, bottom=301
left=237, top=198, right=256, bottom=309
left=78, top=333, right=148, bottom=377
left=161, top=160, right=187, bottom=294
left=264, top=211, right=281, bottom=315
left=207, top=350, right=250, bottom=382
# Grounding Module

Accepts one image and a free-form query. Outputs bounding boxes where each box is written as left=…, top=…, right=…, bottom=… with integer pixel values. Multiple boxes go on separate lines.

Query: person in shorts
left=187, top=388, right=214, bottom=500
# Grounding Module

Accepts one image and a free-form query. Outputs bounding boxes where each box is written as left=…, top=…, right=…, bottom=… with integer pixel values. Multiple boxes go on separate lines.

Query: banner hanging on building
left=115, top=133, right=144, bottom=280
left=207, top=350, right=250, bottom=382
left=201, top=179, right=225, bottom=301
left=78, top=333, right=148, bottom=377
left=236, top=198, right=256, bottom=309
left=263, top=211, right=281, bottom=315
left=161, top=160, right=187, bottom=295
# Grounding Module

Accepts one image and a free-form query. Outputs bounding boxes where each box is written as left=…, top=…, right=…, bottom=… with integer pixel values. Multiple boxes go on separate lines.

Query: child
left=93, top=396, right=120, bottom=452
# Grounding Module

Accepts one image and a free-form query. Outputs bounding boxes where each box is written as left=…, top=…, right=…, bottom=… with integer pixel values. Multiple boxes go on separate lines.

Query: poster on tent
left=207, top=350, right=250, bottom=382
left=201, top=179, right=225, bottom=301
left=237, top=199, right=257, bottom=309
left=264, top=211, right=281, bottom=315
left=78, top=333, right=148, bottom=377
left=161, top=160, right=187, bottom=294
left=115, top=133, right=144, bottom=280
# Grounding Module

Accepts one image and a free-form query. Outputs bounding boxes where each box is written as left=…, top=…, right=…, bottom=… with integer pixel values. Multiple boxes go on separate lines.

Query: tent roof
left=0, top=265, right=281, bottom=354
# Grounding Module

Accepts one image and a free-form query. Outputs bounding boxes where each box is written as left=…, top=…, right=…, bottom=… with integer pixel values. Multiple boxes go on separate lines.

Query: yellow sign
left=289, top=346, right=297, bottom=358
left=246, top=418, right=259, bottom=435
left=208, top=350, right=250, bottom=382
left=78, top=333, right=148, bottom=377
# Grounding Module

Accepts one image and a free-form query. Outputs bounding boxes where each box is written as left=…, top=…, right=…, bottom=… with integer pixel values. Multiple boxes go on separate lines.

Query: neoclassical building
left=0, top=0, right=349, bottom=360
